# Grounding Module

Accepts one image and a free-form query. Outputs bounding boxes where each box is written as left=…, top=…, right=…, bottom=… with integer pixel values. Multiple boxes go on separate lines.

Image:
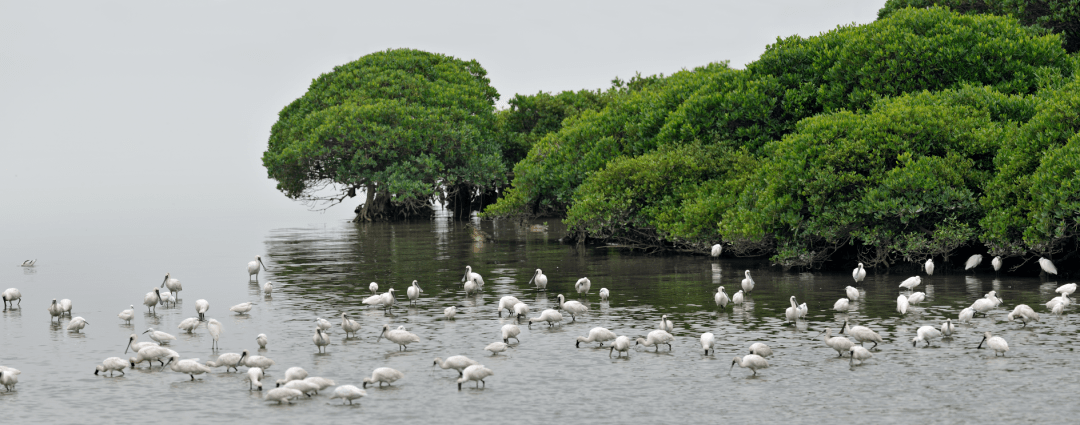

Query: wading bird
left=730, top=355, right=768, bottom=376
left=925, top=258, right=934, bottom=276
left=497, top=296, right=521, bottom=317
left=207, top=319, right=222, bottom=350
left=817, top=328, right=855, bottom=357
left=143, top=328, right=176, bottom=345
left=457, top=364, right=493, bottom=390
left=635, top=330, right=674, bottom=352
left=329, top=385, right=366, bottom=404
left=575, top=277, right=591, bottom=297
left=528, top=309, right=563, bottom=328
left=912, top=325, right=942, bottom=347
left=407, top=280, right=423, bottom=304
left=1007, top=304, right=1039, bottom=327
left=462, top=266, right=484, bottom=289
left=161, top=273, right=182, bottom=298
left=94, top=357, right=127, bottom=376
left=977, top=331, right=1009, bottom=356
left=118, top=305, right=134, bottom=324
left=195, top=299, right=209, bottom=320
left=340, top=313, right=361, bottom=338
left=848, top=346, right=872, bottom=366
left=206, top=351, right=248, bottom=372
left=528, top=269, right=547, bottom=291
left=501, top=324, right=521, bottom=344
left=66, top=316, right=88, bottom=332
left=609, top=336, right=631, bottom=358
left=599, top=288, right=610, bottom=301
left=485, top=342, right=510, bottom=355
left=840, top=321, right=883, bottom=349
left=899, top=276, right=921, bottom=291
left=853, top=263, right=866, bottom=282
left=700, top=332, right=715, bottom=355
left=715, top=287, right=730, bottom=309
left=2, top=288, right=21, bottom=309
left=362, top=367, right=403, bottom=388
left=433, top=356, right=479, bottom=376
left=248, top=255, right=267, bottom=282
left=377, top=324, right=419, bottom=351
left=941, top=319, right=955, bottom=338
left=256, top=334, right=268, bottom=349
left=748, top=342, right=773, bottom=357
left=992, top=256, right=1002, bottom=271
left=742, top=270, right=755, bottom=294
left=965, top=254, right=983, bottom=272
left=230, top=302, right=254, bottom=315
left=556, top=294, right=588, bottom=322
left=1039, top=257, right=1058, bottom=276
left=576, top=327, right=616, bottom=347
left=845, top=286, right=860, bottom=302
left=658, top=315, right=674, bottom=332
left=264, top=388, right=303, bottom=404
left=177, top=317, right=200, bottom=333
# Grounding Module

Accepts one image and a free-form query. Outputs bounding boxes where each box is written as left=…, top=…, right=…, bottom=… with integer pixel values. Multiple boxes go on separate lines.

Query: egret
left=912, top=325, right=942, bottom=347
left=248, top=255, right=267, bottom=282
left=965, top=254, right=983, bottom=272
left=599, top=288, right=610, bottom=301
left=848, top=346, right=872, bottom=366
left=730, top=355, right=768, bottom=376
left=977, top=331, right=1009, bottom=356
left=833, top=298, right=850, bottom=312
left=244, top=355, right=275, bottom=370
left=195, top=299, right=209, bottom=321
left=462, top=266, right=484, bottom=289
left=457, top=364, right=493, bottom=390
left=1046, top=295, right=1070, bottom=310
left=1, top=288, right=21, bottom=309
left=1, top=370, right=18, bottom=391
left=840, top=321, right=883, bottom=349
left=1055, top=283, right=1076, bottom=297
left=125, top=334, right=156, bottom=354
left=941, top=319, right=955, bottom=338
left=362, top=367, right=403, bottom=388
left=265, top=388, right=303, bottom=404
left=247, top=367, right=264, bottom=390
left=377, top=324, right=419, bottom=351
left=748, top=342, right=773, bottom=357
left=818, top=328, right=855, bottom=357
left=161, top=273, right=182, bottom=298
left=576, top=327, right=616, bottom=347
left=20, top=259, right=36, bottom=267
left=206, top=351, right=248, bottom=372
left=513, top=302, right=529, bottom=320
left=369, top=281, right=379, bottom=295
left=315, top=317, right=332, bottom=331
left=118, top=305, right=135, bottom=324
left=609, top=336, right=631, bottom=357
left=501, top=324, right=521, bottom=344
left=1007, top=304, right=1039, bottom=327
left=958, top=307, right=976, bottom=323
left=899, top=276, right=922, bottom=291
left=256, top=334, right=268, bottom=349
left=925, top=259, right=934, bottom=276
left=312, top=328, right=330, bottom=353
left=700, top=332, right=715, bottom=355
left=485, top=342, right=510, bottom=355
left=732, top=290, right=745, bottom=305
left=853, top=263, right=866, bottom=282
left=907, top=292, right=926, bottom=304
left=575, top=277, right=592, bottom=297
left=329, top=385, right=366, bottom=404
left=1039, top=257, right=1058, bottom=275
left=59, top=299, right=72, bottom=316
left=275, top=367, right=309, bottom=386
left=896, top=294, right=909, bottom=315
left=528, top=269, right=548, bottom=291
left=340, top=313, right=361, bottom=338
left=177, top=317, right=200, bottom=334
left=992, top=256, right=1002, bottom=271
left=433, top=356, right=479, bottom=376
left=528, top=309, right=563, bottom=328
left=67, top=316, right=89, bottom=332
left=406, top=280, right=423, bottom=304
left=715, top=287, right=730, bottom=309
left=497, top=296, right=521, bottom=317
left=711, top=244, right=723, bottom=257
left=143, top=328, right=176, bottom=345
left=785, top=296, right=801, bottom=323
left=283, top=379, right=319, bottom=396
left=47, top=299, right=64, bottom=321
left=263, top=282, right=273, bottom=296
left=556, top=294, right=588, bottom=322
left=230, top=302, right=255, bottom=315
left=143, top=290, right=161, bottom=314
left=741, top=270, right=755, bottom=294
left=207, top=319, right=222, bottom=350
left=635, top=330, right=674, bottom=352
left=444, top=306, right=457, bottom=320
left=94, top=357, right=127, bottom=376
left=845, top=286, right=860, bottom=302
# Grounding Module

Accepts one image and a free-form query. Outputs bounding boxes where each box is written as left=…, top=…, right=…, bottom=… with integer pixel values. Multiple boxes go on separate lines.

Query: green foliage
left=879, top=0, right=1080, bottom=53
left=495, top=89, right=614, bottom=165
left=262, top=48, right=505, bottom=220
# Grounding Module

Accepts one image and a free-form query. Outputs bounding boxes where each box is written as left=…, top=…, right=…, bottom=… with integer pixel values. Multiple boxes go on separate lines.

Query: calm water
left=2, top=212, right=1078, bottom=423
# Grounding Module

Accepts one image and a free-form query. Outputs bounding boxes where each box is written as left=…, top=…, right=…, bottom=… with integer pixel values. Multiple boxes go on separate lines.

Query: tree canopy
left=879, top=0, right=1080, bottom=53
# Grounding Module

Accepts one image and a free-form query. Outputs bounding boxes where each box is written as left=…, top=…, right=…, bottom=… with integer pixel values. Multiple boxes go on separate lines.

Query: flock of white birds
left=1, top=250, right=1074, bottom=400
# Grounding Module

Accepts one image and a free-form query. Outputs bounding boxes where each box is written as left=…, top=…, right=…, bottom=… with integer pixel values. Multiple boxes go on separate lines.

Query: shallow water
left=2, top=213, right=1079, bottom=423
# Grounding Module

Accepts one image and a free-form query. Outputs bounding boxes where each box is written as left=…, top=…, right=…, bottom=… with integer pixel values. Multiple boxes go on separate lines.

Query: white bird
left=513, top=302, right=529, bottom=320
left=1, top=370, right=18, bottom=391
left=912, top=325, right=942, bottom=347
left=899, top=276, right=922, bottom=291
left=67, top=316, right=89, bottom=332
left=1039, top=257, right=1058, bottom=275
left=715, top=287, right=730, bottom=309
left=958, top=307, right=976, bottom=322
left=462, top=265, right=484, bottom=289
left=118, top=305, right=134, bottom=324
left=1046, top=295, right=1071, bottom=310
left=896, top=294, right=909, bottom=315
left=206, top=351, right=248, bottom=372
left=143, top=290, right=161, bottom=314
left=313, top=328, right=330, bottom=353
left=833, top=298, right=850, bottom=312
left=304, top=376, right=336, bottom=393
left=362, top=367, right=403, bottom=388
left=970, top=298, right=997, bottom=315
left=845, top=286, right=860, bottom=302
left=965, top=254, right=983, bottom=271
left=741, top=270, right=755, bottom=294
left=457, top=364, right=493, bottom=390
left=732, top=290, right=745, bottom=305
left=444, top=306, right=457, bottom=320
left=143, top=328, right=176, bottom=345
left=853, top=263, right=866, bottom=282
left=609, top=336, right=631, bottom=357
left=283, top=379, right=319, bottom=396
left=195, top=299, right=210, bottom=320
left=406, top=280, right=423, bottom=304
left=711, top=244, right=723, bottom=257
left=207, top=319, right=223, bottom=350
left=818, top=328, right=855, bottom=357
left=556, top=294, right=588, bottom=322
left=848, top=346, right=872, bottom=366
left=730, top=355, right=768, bottom=376
left=177, top=317, right=200, bottom=333
left=599, top=288, right=610, bottom=301
left=315, top=317, right=332, bottom=331
left=161, top=273, right=182, bottom=298
left=840, top=321, right=883, bottom=349
left=575, top=277, right=592, bottom=296
left=47, top=299, right=64, bottom=321
left=497, top=296, right=521, bottom=317
left=1052, top=302, right=1065, bottom=315
left=230, top=302, right=255, bottom=315
left=657, top=314, right=674, bottom=332
left=275, top=367, right=309, bottom=386
left=463, top=279, right=479, bottom=295
left=576, top=327, right=616, bottom=348
left=377, top=324, right=419, bottom=351
left=977, top=331, right=1009, bottom=356
left=340, top=313, right=361, bottom=338
left=785, top=296, right=801, bottom=323
left=748, top=342, right=773, bottom=357
left=264, top=388, right=303, bottom=404
left=907, top=292, right=926, bottom=304
left=433, top=356, right=479, bottom=376
left=501, top=324, right=521, bottom=344
left=1007, top=304, right=1039, bottom=327
left=485, top=342, right=510, bottom=355
left=992, top=256, right=1002, bottom=271
left=247, top=367, right=264, bottom=390
left=700, top=332, right=715, bottom=355
left=157, top=290, right=175, bottom=308
left=256, top=334, right=268, bottom=349
left=1, top=288, right=22, bottom=309
left=941, top=318, right=955, bottom=337
left=59, top=299, right=72, bottom=316
left=20, top=259, right=36, bottom=267
left=248, top=255, right=267, bottom=282
left=635, top=330, right=674, bottom=351
left=797, top=301, right=808, bottom=318
left=94, top=357, right=128, bottom=376
left=125, top=334, right=156, bottom=354
left=528, top=269, right=548, bottom=291
left=1055, top=283, right=1076, bottom=297
left=362, top=288, right=397, bottom=312
left=528, top=309, right=563, bottom=328
left=329, top=385, right=366, bottom=404
left=368, top=281, right=379, bottom=295
left=263, top=282, right=273, bottom=296
left=925, top=258, right=935, bottom=276
left=128, top=346, right=175, bottom=369
left=244, top=355, right=275, bottom=370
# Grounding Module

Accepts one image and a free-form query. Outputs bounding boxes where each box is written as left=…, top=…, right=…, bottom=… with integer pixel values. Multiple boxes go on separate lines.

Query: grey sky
left=0, top=1, right=883, bottom=229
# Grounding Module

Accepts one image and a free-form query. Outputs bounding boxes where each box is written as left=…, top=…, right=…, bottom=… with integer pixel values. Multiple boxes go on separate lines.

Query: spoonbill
left=833, top=298, right=850, bottom=312
left=1039, top=257, right=1058, bottom=275
left=899, top=276, right=921, bottom=291
left=845, top=286, right=860, bottom=302
left=711, top=244, right=723, bottom=257
left=59, top=299, right=72, bottom=316
left=853, top=263, right=866, bottom=282
left=362, top=289, right=397, bottom=313
left=970, top=298, right=997, bottom=316
left=528, top=309, right=563, bottom=328
left=635, top=330, right=674, bottom=352
left=94, top=357, right=127, bottom=376
left=840, top=321, right=883, bottom=349
left=748, top=342, right=773, bottom=357
left=463, top=279, right=479, bottom=295
left=128, top=346, right=175, bottom=369
left=715, top=287, right=730, bottom=309
left=700, top=332, right=715, bottom=355
left=977, top=331, right=1009, bottom=356
left=143, top=328, right=176, bottom=345
left=457, top=364, right=493, bottom=390
left=433, top=356, right=479, bottom=376
left=576, top=327, right=616, bottom=347
left=741, top=270, right=755, bottom=294
left=158, top=290, right=175, bottom=308
left=247, top=367, right=264, bottom=390
left=992, top=256, right=1002, bottom=271
left=907, top=292, right=926, bottom=304
left=263, top=282, right=273, bottom=296
left=20, top=259, right=36, bottom=267
left=244, top=355, right=275, bottom=370
left=2, top=288, right=21, bottom=309
left=575, top=277, right=592, bottom=296
left=329, top=385, right=366, bottom=404
left=658, top=315, right=674, bottom=332
left=283, top=379, right=318, bottom=396
left=501, top=324, right=521, bottom=344
left=443, top=306, right=457, bottom=320
left=315, top=317, right=332, bottom=331
left=264, top=388, right=303, bottom=404
left=965, top=254, right=983, bottom=272
left=1052, top=302, right=1065, bottom=315
left=125, top=334, right=156, bottom=354
left=497, top=296, right=521, bottom=317
left=177, top=317, right=200, bottom=333
left=785, top=296, right=802, bottom=323
left=377, top=324, right=419, bottom=351
left=1, top=370, right=18, bottom=391
left=195, top=299, right=209, bottom=321
left=528, top=269, right=548, bottom=291
left=256, top=334, right=268, bottom=349
left=730, top=355, right=768, bottom=376
left=161, top=273, right=182, bottom=298
left=230, top=302, right=255, bottom=315
left=206, top=351, right=247, bottom=372
left=896, top=294, right=909, bottom=315
left=313, top=328, right=330, bottom=353
left=941, top=318, right=955, bottom=337
left=925, top=258, right=934, bottom=275
left=817, top=328, right=855, bottom=357
left=275, top=367, right=308, bottom=386
left=1055, top=282, right=1076, bottom=297
left=47, top=299, right=64, bottom=321
left=958, top=307, right=976, bottom=322
left=462, top=266, right=484, bottom=289
left=599, top=288, right=610, bottom=301
left=66, top=316, right=89, bottom=332
left=732, top=290, right=745, bottom=305
left=1007, top=304, right=1039, bottom=327
left=848, top=346, right=872, bottom=366
left=485, top=342, right=510, bottom=355
left=304, top=377, right=336, bottom=393
left=609, top=336, right=631, bottom=357
left=368, top=281, right=378, bottom=295
left=362, top=367, right=403, bottom=388
left=912, top=325, right=942, bottom=347
left=118, top=305, right=134, bottom=324
left=207, top=319, right=222, bottom=350
left=248, top=255, right=267, bottom=282
left=556, top=294, right=588, bottom=322
left=142, top=290, right=161, bottom=314
left=340, top=313, right=361, bottom=337
left=513, top=303, right=529, bottom=320
left=406, top=280, right=423, bottom=304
